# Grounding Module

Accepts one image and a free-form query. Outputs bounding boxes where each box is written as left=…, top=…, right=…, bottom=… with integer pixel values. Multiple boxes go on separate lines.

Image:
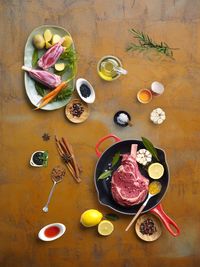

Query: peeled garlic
left=150, top=108, right=166, bottom=125
left=136, top=149, right=152, bottom=166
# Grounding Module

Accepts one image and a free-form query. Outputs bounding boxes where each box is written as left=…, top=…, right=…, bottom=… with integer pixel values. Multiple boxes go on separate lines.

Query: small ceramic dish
left=137, top=89, right=152, bottom=104
left=30, top=150, right=46, bottom=167
left=76, top=78, right=95, bottom=104
left=151, top=81, right=164, bottom=96
left=113, top=111, right=131, bottom=127
left=65, top=99, right=89, bottom=123
left=135, top=214, right=162, bottom=242
left=38, top=223, right=66, bottom=241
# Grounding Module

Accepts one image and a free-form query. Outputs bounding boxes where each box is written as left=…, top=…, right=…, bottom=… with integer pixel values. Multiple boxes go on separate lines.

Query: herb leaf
left=59, top=47, right=77, bottom=77
left=53, top=86, right=73, bottom=101
left=141, top=137, right=159, bottom=161
left=105, top=214, right=119, bottom=221
left=98, top=170, right=112, bottom=180
left=127, top=28, right=178, bottom=59
left=112, top=152, right=120, bottom=168
left=35, top=82, right=48, bottom=97
left=32, top=48, right=39, bottom=67
left=38, top=151, right=48, bottom=167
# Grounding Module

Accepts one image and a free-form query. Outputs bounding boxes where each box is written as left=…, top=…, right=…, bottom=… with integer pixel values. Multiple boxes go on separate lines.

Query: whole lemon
left=80, top=209, right=103, bottom=227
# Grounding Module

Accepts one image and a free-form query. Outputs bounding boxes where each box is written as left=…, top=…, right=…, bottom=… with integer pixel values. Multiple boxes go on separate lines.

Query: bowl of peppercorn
left=135, top=214, right=162, bottom=242
left=76, top=78, right=95, bottom=104
left=65, top=99, right=89, bottom=123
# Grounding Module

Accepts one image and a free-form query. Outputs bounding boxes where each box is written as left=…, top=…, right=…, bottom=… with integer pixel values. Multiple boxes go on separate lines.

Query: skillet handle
left=150, top=204, right=180, bottom=237
left=95, top=134, right=121, bottom=158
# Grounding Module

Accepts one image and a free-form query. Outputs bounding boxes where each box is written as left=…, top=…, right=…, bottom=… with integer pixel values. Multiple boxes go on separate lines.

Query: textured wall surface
left=0, top=0, right=200, bottom=266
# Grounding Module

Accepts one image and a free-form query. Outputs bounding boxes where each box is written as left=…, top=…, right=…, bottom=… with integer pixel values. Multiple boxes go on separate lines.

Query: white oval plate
left=38, top=223, right=66, bottom=241
left=76, top=78, right=95, bottom=104
left=24, top=25, right=76, bottom=110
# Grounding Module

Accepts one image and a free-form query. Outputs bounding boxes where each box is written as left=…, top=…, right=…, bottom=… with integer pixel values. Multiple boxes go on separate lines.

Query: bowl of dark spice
left=76, top=78, right=95, bottom=104
left=65, top=99, right=89, bottom=123
left=135, top=214, right=162, bottom=242
left=30, top=151, right=48, bottom=167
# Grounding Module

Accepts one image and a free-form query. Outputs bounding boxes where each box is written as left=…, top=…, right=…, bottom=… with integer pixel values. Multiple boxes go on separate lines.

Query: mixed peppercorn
left=139, top=218, right=157, bottom=235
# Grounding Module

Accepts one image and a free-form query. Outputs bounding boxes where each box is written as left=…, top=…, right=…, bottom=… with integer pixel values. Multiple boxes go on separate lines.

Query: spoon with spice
left=42, top=166, right=66, bottom=213
left=125, top=181, right=162, bottom=231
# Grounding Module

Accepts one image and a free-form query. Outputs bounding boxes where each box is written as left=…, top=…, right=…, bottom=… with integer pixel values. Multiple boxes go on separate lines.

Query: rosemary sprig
left=127, top=28, right=178, bottom=59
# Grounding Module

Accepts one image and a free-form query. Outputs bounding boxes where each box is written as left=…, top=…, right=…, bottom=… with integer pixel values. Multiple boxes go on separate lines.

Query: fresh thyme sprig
left=127, top=28, right=178, bottom=59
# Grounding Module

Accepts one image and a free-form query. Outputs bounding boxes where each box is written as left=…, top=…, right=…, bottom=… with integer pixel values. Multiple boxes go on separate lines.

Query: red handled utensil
left=94, top=134, right=180, bottom=237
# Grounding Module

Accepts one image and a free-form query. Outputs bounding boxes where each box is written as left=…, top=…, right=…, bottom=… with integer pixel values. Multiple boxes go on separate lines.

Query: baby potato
left=33, top=34, right=45, bottom=49
left=45, top=41, right=52, bottom=49
left=62, top=35, right=73, bottom=49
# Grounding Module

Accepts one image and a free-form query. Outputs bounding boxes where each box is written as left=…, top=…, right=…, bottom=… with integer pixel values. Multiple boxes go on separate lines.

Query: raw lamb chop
left=111, top=144, right=149, bottom=207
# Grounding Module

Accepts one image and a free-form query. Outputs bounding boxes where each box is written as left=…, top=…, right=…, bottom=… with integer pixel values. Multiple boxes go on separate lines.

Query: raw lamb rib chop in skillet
left=111, top=144, right=149, bottom=207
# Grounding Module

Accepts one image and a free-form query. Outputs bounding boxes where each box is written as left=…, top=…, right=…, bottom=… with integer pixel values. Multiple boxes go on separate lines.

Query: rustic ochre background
left=0, top=0, right=200, bottom=266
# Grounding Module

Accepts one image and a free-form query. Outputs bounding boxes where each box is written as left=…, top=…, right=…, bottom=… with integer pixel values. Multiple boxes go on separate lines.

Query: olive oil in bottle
left=97, top=56, right=121, bottom=81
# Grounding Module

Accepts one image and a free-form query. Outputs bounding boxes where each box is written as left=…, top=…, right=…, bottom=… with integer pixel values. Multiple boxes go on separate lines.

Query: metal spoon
left=42, top=175, right=63, bottom=213
left=125, top=181, right=162, bottom=231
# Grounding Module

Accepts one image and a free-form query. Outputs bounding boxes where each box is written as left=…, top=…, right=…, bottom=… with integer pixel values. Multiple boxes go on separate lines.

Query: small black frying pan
left=94, top=134, right=180, bottom=237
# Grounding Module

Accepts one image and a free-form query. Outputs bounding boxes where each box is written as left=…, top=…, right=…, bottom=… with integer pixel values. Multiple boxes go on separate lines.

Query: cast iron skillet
left=94, top=134, right=180, bottom=237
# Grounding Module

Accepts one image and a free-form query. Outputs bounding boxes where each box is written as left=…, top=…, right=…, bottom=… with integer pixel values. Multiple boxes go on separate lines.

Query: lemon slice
left=55, top=63, right=65, bottom=72
left=148, top=163, right=164, bottom=179
left=98, top=220, right=114, bottom=236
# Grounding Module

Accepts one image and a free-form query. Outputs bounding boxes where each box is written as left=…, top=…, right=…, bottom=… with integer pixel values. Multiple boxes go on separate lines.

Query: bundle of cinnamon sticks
left=55, top=136, right=81, bottom=183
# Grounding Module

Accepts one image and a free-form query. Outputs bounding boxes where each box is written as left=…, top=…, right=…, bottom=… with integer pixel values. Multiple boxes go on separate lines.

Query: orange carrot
left=41, top=81, right=67, bottom=102
left=34, top=94, right=58, bottom=110
left=34, top=81, right=67, bottom=110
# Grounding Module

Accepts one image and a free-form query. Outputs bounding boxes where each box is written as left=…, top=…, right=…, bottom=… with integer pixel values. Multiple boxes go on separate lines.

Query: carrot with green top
left=35, top=81, right=67, bottom=110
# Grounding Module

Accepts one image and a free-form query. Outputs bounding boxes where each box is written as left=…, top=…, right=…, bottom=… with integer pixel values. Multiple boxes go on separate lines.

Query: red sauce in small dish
left=44, top=226, right=60, bottom=238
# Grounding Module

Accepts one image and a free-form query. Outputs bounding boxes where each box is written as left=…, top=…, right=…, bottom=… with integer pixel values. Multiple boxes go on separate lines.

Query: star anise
left=42, top=133, right=50, bottom=141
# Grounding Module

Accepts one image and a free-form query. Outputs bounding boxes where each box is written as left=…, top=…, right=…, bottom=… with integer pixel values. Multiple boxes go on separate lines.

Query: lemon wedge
left=98, top=220, right=114, bottom=236
left=148, top=163, right=164, bottom=179
left=80, top=209, right=103, bottom=227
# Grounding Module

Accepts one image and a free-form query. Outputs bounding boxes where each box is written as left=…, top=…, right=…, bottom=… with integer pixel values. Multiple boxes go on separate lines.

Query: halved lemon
left=148, top=163, right=164, bottom=179
left=98, top=220, right=114, bottom=236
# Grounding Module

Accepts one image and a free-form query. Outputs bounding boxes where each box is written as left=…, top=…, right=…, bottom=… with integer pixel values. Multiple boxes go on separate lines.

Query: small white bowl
left=38, top=223, right=66, bottom=242
left=76, top=78, right=95, bottom=104
left=30, top=150, right=45, bottom=167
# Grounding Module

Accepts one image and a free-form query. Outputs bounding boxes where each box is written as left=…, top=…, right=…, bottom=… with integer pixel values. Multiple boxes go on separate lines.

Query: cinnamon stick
left=55, top=137, right=79, bottom=182
left=62, top=137, right=80, bottom=180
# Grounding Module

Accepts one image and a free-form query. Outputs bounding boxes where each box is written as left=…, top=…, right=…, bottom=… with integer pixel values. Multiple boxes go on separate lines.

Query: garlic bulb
left=150, top=108, right=166, bottom=125
left=136, top=149, right=152, bottom=166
